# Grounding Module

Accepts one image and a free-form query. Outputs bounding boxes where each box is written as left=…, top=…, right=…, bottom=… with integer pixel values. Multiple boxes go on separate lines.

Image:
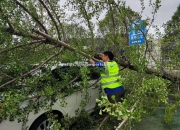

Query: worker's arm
left=89, top=59, right=95, bottom=66
left=89, top=53, right=104, bottom=67
left=89, top=59, right=104, bottom=68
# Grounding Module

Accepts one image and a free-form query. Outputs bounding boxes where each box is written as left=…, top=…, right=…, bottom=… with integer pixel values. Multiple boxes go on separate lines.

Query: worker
left=90, top=51, right=125, bottom=103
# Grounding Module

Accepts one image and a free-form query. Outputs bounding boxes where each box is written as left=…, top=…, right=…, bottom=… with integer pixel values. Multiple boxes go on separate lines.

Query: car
left=0, top=64, right=101, bottom=130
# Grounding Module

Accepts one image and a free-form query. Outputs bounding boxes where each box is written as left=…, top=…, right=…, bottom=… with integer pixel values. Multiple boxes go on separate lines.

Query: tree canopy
left=164, top=4, right=180, bottom=42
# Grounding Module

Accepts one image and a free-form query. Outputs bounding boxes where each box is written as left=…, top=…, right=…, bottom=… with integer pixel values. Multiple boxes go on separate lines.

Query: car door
left=51, top=66, right=92, bottom=113
left=88, top=67, right=101, bottom=111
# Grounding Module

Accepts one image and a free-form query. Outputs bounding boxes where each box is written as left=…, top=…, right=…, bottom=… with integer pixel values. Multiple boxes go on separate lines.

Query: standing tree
left=162, top=4, right=180, bottom=72
left=163, top=4, right=180, bottom=42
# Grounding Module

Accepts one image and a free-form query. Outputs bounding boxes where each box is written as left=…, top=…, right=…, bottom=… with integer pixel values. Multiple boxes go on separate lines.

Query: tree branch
left=5, top=26, right=44, bottom=40
left=115, top=101, right=138, bottom=130
left=32, top=29, right=100, bottom=61
left=0, top=72, right=14, bottom=79
left=146, top=6, right=157, bottom=33
left=0, top=47, right=64, bottom=88
left=97, top=115, right=110, bottom=130
left=32, top=29, right=180, bottom=82
left=38, top=0, right=61, bottom=39
left=79, top=0, right=95, bottom=53
left=113, top=2, right=129, bottom=43
left=0, top=39, right=46, bottom=54
left=115, top=57, right=180, bottom=82
left=22, top=47, right=64, bottom=78
left=46, top=0, right=66, bottom=41
left=14, top=0, right=48, bottom=34
left=0, top=7, right=15, bottom=32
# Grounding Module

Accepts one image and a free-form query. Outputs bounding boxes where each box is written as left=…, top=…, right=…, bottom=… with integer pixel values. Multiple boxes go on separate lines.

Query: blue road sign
left=129, top=20, right=146, bottom=46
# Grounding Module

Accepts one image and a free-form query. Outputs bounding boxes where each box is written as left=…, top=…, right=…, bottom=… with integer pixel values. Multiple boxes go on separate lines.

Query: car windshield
left=52, top=66, right=100, bottom=82
left=0, top=65, right=100, bottom=102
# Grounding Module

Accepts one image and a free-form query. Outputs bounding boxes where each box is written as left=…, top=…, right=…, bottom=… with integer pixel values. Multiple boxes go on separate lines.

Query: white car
left=0, top=65, right=101, bottom=130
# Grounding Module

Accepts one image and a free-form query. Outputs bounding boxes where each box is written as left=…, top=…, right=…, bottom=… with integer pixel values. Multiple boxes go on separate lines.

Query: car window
left=52, top=66, right=100, bottom=81
left=51, top=66, right=81, bottom=82
left=88, top=67, right=100, bottom=80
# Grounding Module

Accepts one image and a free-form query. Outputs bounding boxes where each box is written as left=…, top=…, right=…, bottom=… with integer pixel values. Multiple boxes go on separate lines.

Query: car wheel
left=29, top=112, right=63, bottom=130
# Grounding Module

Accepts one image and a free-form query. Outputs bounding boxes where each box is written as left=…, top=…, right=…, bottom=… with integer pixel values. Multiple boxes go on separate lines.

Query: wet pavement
left=133, top=109, right=180, bottom=130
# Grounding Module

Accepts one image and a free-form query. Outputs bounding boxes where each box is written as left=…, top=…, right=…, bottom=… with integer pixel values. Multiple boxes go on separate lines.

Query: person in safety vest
left=90, top=51, right=125, bottom=103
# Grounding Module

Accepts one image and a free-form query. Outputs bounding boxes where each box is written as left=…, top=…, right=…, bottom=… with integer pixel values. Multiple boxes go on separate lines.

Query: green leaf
left=99, top=109, right=102, bottom=115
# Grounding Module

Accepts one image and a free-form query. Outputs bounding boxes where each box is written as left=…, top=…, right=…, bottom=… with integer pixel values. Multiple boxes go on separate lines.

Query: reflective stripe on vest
left=101, top=73, right=119, bottom=78
left=104, top=62, right=109, bottom=76
left=100, top=61, right=122, bottom=89
left=101, top=79, right=120, bottom=86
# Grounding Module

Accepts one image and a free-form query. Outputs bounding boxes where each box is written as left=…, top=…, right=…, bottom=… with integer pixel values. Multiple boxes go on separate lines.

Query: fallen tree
left=0, top=0, right=180, bottom=129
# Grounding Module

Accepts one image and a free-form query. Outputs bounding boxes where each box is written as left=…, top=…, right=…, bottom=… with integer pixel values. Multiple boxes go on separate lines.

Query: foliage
left=69, top=110, right=94, bottom=130
left=163, top=94, right=180, bottom=123
left=162, top=4, right=180, bottom=70
left=163, top=4, right=180, bottom=42
left=97, top=68, right=169, bottom=129
left=0, top=0, right=180, bottom=129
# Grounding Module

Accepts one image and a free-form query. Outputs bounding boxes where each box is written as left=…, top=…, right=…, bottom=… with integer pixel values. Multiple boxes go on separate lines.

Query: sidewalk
left=133, top=109, right=180, bottom=130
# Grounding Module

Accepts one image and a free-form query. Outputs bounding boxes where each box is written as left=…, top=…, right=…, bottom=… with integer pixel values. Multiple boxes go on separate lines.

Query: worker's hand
left=89, top=59, right=95, bottom=66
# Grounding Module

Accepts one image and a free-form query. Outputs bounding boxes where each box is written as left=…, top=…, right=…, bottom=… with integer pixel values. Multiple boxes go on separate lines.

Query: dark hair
left=103, top=51, right=114, bottom=60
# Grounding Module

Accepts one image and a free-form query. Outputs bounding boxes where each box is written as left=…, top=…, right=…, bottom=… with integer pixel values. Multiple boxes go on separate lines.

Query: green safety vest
left=100, top=61, right=122, bottom=89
